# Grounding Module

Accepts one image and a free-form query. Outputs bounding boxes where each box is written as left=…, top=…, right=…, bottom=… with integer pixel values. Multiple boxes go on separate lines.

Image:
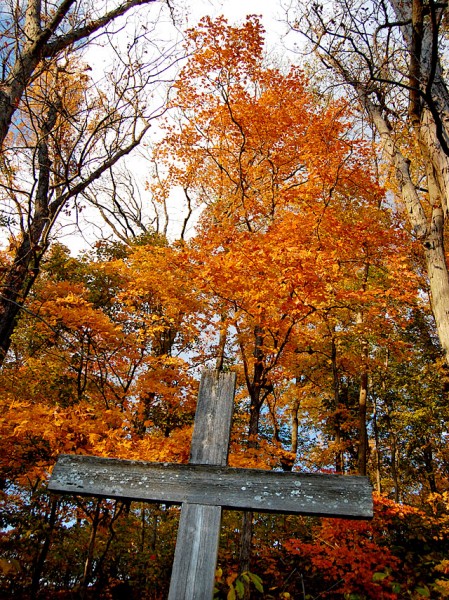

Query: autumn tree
left=154, top=15, right=418, bottom=469
left=1, top=238, right=202, bottom=478
left=0, top=237, right=203, bottom=596
left=151, top=15, right=421, bottom=589
left=0, top=0, right=179, bottom=365
left=2, top=10, right=448, bottom=599
left=287, top=0, right=449, bottom=366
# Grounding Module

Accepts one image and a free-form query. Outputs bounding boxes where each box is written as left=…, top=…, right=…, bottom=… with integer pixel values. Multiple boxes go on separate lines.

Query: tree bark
left=330, top=334, right=344, bottom=474
left=385, top=416, right=400, bottom=503
left=30, top=497, right=58, bottom=599
left=390, top=0, right=449, bottom=159
left=372, top=397, right=382, bottom=493
left=0, top=123, right=149, bottom=366
left=391, top=434, right=400, bottom=503
left=290, top=383, right=301, bottom=471
left=239, top=512, right=253, bottom=600
left=238, top=325, right=266, bottom=598
left=291, top=398, right=300, bottom=457
left=358, top=367, right=368, bottom=476
left=215, top=315, right=228, bottom=371
left=80, top=500, right=101, bottom=600
left=365, top=99, right=449, bottom=364
left=423, top=440, right=437, bottom=493
left=356, top=264, right=369, bottom=476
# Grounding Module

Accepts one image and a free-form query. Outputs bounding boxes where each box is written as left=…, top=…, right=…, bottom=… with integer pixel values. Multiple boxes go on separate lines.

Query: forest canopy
left=1, top=4, right=449, bottom=599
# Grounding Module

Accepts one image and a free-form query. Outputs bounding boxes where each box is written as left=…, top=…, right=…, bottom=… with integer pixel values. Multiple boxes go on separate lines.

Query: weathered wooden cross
left=48, top=370, right=372, bottom=599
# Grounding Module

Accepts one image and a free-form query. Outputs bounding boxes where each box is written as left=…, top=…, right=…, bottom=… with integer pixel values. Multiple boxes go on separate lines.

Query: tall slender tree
left=0, top=0, right=178, bottom=365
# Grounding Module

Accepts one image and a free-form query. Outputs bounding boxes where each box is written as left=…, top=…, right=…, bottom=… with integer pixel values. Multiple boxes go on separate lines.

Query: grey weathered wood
left=190, top=370, right=235, bottom=466
left=168, top=371, right=236, bottom=600
left=48, top=369, right=373, bottom=600
left=168, top=504, right=222, bottom=600
left=48, top=456, right=373, bottom=518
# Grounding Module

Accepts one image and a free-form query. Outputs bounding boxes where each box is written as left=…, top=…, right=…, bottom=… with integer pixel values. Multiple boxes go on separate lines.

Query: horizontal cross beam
left=49, top=454, right=373, bottom=519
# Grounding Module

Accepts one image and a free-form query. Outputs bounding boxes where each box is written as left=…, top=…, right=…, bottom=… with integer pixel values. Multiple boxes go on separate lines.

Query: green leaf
left=372, top=572, right=388, bottom=582
left=248, top=572, right=264, bottom=593
left=235, top=579, right=245, bottom=598
left=227, top=586, right=236, bottom=600
left=391, top=582, right=401, bottom=593
left=416, top=586, right=430, bottom=597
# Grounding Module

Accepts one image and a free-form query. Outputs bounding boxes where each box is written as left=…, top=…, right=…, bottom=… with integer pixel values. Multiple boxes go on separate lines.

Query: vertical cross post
left=167, top=370, right=236, bottom=600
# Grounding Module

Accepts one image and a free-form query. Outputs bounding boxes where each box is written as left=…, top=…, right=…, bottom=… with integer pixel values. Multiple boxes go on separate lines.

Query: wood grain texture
left=168, top=370, right=236, bottom=600
left=167, top=504, right=222, bottom=600
left=190, top=370, right=236, bottom=466
left=48, top=455, right=373, bottom=518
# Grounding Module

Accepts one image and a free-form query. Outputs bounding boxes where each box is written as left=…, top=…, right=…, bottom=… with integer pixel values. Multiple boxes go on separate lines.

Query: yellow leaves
left=88, top=432, right=101, bottom=445
left=434, top=580, right=449, bottom=597
left=0, top=394, right=128, bottom=481
left=54, top=292, right=85, bottom=307
left=0, top=559, right=20, bottom=576
left=229, top=436, right=280, bottom=471
left=435, top=560, right=449, bottom=575
left=0, top=236, right=206, bottom=486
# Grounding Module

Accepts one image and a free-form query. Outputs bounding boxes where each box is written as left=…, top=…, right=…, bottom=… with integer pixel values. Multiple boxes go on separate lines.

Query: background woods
left=1, top=8, right=449, bottom=600
left=0, top=0, right=179, bottom=364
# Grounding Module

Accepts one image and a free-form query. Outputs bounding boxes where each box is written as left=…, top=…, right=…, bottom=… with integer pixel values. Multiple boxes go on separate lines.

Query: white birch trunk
left=366, top=98, right=449, bottom=362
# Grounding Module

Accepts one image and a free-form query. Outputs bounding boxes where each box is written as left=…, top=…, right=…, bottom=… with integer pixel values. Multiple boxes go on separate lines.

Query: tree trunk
left=0, top=238, right=44, bottom=364
left=390, top=430, right=400, bottom=503
left=423, top=440, right=437, bottom=493
left=423, top=205, right=449, bottom=362
left=80, top=500, right=101, bottom=600
left=291, top=396, right=300, bottom=457
left=239, top=511, right=253, bottom=600
left=215, top=314, right=228, bottom=371
left=141, top=505, right=146, bottom=553
left=390, top=0, right=449, bottom=161
left=330, top=334, right=344, bottom=474
left=356, top=268, right=369, bottom=476
left=372, top=397, right=382, bottom=493
left=358, top=367, right=368, bottom=476
left=30, top=497, right=58, bottom=599
left=238, top=325, right=266, bottom=598
left=0, top=99, right=59, bottom=365
left=366, top=98, right=449, bottom=364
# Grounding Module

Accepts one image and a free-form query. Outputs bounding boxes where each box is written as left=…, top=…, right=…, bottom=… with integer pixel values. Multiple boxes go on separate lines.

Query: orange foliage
left=153, top=15, right=419, bottom=461
left=0, top=243, right=201, bottom=487
left=0, top=16, right=442, bottom=600
left=284, top=494, right=449, bottom=598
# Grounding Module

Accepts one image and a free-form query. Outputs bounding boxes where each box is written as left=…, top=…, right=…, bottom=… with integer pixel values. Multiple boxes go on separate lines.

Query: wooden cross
left=48, top=370, right=373, bottom=600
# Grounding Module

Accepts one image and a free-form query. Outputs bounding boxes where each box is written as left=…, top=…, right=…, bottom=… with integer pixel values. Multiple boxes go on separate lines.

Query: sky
left=61, top=0, right=296, bottom=251
left=183, top=0, right=290, bottom=43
